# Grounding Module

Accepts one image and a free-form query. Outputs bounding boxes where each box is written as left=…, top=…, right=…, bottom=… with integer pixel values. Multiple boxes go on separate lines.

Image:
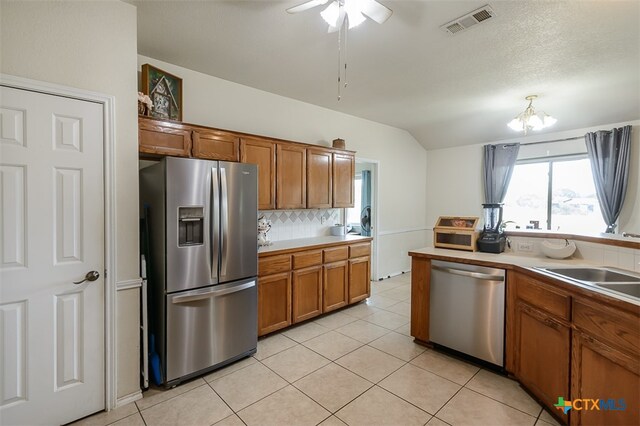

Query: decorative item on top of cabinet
left=141, top=64, right=183, bottom=121
left=138, top=116, right=191, bottom=157
left=433, top=216, right=479, bottom=251
left=192, top=128, right=239, bottom=162
left=332, top=138, right=346, bottom=149
left=277, top=143, right=307, bottom=209
left=307, top=147, right=333, bottom=209
left=333, top=152, right=355, bottom=208
left=240, top=137, right=276, bottom=210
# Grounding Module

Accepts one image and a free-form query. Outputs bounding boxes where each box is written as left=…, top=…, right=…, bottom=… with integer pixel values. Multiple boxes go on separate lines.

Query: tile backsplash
left=259, top=209, right=343, bottom=242
left=506, top=236, right=640, bottom=272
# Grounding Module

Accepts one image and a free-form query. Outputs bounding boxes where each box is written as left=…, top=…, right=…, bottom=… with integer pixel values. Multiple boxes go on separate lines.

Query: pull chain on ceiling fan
left=287, top=0, right=393, bottom=100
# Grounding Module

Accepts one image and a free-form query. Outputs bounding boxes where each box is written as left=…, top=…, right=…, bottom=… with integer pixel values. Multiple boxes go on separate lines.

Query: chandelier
left=507, top=95, right=557, bottom=135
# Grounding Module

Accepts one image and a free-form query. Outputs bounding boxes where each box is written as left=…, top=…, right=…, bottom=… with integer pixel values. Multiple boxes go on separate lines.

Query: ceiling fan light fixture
left=344, top=0, right=366, bottom=28
left=507, top=95, right=557, bottom=135
left=320, top=2, right=340, bottom=26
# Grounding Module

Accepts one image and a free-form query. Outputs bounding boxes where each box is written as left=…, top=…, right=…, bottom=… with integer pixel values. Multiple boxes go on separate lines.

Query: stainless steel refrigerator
left=140, top=157, right=258, bottom=386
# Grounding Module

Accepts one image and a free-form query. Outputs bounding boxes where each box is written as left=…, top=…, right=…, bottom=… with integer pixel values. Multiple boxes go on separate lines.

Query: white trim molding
left=0, top=74, right=119, bottom=411
left=378, top=227, right=430, bottom=236
left=117, top=278, right=143, bottom=291
left=116, top=390, right=143, bottom=408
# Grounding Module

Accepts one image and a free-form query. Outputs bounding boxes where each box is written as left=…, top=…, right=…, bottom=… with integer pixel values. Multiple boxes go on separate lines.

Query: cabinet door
left=571, top=331, right=639, bottom=426
left=349, top=257, right=370, bottom=303
left=323, top=261, right=348, bottom=313
left=333, top=152, right=355, bottom=208
left=139, top=117, right=191, bottom=157
left=192, top=129, right=240, bottom=161
left=277, top=143, right=306, bottom=209
left=307, top=148, right=333, bottom=208
left=241, top=137, right=276, bottom=210
left=514, top=302, right=570, bottom=424
left=258, top=272, right=291, bottom=336
left=292, top=266, right=323, bottom=323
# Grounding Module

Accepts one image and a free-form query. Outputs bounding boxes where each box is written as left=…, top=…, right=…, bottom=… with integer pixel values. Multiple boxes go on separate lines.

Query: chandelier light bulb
left=321, top=2, right=340, bottom=26
left=507, top=95, right=557, bottom=135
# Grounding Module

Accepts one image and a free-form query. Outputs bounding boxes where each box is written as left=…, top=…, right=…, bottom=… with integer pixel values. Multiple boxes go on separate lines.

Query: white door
left=0, top=86, right=105, bottom=425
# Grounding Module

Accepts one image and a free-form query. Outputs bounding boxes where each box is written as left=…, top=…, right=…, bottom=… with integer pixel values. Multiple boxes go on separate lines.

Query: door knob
left=73, top=270, right=100, bottom=285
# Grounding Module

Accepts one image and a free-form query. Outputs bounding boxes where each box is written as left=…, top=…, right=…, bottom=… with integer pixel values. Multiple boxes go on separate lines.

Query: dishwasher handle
left=171, top=281, right=255, bottom=304
left=431, top=264, right=504, bottom=282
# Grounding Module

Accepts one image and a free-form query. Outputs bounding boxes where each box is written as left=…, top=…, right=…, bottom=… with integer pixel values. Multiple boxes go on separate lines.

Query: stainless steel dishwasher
left=429, top=260, right=506, bottom=367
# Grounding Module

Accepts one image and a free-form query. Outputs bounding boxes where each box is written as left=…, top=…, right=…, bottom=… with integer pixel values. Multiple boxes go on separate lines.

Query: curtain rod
left=520, top=135, right=585, bottom=147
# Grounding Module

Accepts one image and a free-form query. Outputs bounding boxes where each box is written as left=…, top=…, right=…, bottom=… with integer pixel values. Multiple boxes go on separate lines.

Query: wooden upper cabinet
left=139, top=117, right=191, bottom=157
left=241, top=137, right=276, bottom=210
left=307, top=148, right=333, bottom=209
left=333, top=152, right=355, bottom=208
left=192, top=129, right=239, bottom=161
left=276, top=143, right=307, bottom=209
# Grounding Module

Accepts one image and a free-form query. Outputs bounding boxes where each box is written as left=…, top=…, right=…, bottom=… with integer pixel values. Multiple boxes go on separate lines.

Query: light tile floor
left=75, top=272, right=563, bottom=426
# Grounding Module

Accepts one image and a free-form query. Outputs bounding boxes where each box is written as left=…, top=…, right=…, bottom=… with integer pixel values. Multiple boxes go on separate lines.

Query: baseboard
left=116, top=390, right=142, bottom=408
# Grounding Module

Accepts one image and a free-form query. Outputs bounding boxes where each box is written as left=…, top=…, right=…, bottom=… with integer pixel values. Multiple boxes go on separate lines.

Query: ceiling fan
left=286, top=0, right=393, bottom=32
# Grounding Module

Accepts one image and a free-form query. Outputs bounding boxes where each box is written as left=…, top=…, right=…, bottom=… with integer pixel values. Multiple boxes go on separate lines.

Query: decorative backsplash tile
left=259, top=209, right=342, bottom=242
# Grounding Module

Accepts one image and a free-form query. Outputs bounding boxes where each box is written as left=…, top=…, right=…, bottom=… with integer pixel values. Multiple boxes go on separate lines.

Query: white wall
left=1, top=0, right=141, bottom=401
left=425, top=120, right=640, bottom=245
left=138, top=55, right=429, bottom=277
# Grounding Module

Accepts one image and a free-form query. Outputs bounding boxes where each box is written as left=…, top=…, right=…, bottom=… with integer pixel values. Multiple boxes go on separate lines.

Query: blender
left=477, top=203, right=506, bottom=253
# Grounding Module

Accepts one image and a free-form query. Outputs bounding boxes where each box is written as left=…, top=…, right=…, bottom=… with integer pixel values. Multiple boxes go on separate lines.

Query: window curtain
left=360, top=170, right=372, bottom=236
left=483, top=143, right=520, bottom=204
left=585, top=125, right=632, bottom=233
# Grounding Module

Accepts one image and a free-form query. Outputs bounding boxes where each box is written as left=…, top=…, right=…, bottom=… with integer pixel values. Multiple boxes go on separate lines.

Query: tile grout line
left=461, top=387, right=540, bottom=422
left=430, top=367, right=481, bottom=420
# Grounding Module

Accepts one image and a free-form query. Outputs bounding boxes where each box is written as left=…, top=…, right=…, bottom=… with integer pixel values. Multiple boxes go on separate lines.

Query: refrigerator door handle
left=220, top=167, right=229, bottom=278
left=171, top=281, right=256, bottom=304
left=211, top=166, right=220, bottom=282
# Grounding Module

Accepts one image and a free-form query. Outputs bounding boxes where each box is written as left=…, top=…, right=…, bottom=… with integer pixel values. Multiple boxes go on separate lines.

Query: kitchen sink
left=535, top=266, right=640, bottom=301
left=595, top=283, right=640, bottom=298
left=541, top=267, right=640, bottom=283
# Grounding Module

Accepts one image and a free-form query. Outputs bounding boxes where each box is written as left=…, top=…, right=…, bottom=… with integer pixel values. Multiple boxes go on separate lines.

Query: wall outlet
left=517, top=242, right=534, bottom=252
left=321, top=216, right=326, bottom=224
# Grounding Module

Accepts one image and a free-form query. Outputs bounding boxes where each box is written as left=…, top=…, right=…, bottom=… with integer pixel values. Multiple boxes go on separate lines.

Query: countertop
left=258, top=235, right=373, bottom=256
left=409, top=246, right=640, bottom=307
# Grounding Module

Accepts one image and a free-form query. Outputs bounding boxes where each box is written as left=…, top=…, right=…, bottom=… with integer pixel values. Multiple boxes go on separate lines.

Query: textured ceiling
left=131, top=0, right=640, bottom=150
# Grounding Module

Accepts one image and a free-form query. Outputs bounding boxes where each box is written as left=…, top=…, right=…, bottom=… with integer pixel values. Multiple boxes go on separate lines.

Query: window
left=503, top=157, right=606, bottom=233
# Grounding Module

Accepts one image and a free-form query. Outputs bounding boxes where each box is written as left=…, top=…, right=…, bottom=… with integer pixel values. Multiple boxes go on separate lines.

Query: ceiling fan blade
left=286, top=0, right=330, bottom=14
left=327, top=5, right=346, bottom=33
left=360, top=0, right=393, bottom=24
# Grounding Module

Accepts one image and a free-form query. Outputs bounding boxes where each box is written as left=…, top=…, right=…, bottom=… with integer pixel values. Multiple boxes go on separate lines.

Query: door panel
left=0, top=86, right=104, bottom=425
left=292, top=266, right=322, bottom=323
left=219, top=162, right=258, bottom=283
left=307, top=148, right=332, bottom=208
left=276, top=144, right=306, bottom=209
left=349, top=257, right=370, bottom=303
left=240, top=137, right=276, bottom=210
left=323, top=261, right=348, bottom=313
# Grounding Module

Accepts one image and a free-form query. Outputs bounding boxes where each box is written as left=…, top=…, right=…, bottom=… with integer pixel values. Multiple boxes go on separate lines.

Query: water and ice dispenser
left=178, top=207, right=204, bottom=246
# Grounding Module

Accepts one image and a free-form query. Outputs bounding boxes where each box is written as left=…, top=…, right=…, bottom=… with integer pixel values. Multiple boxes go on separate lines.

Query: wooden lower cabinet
left=571, top=331, right=639, bottom=426
left=323, top=261, right=348, bottom=313
left=513, top=301, right=570, bottom=424
left=349, top=257, right=370, bottom=303
left=292, top=266, right=323, bottom=323
left=258, top=272, right=291, bottom=336
left=259, top=240, right=371, bottom=336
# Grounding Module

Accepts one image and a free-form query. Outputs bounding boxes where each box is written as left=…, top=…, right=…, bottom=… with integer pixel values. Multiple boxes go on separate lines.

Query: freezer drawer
left=165, top=278, right=257, bottom=383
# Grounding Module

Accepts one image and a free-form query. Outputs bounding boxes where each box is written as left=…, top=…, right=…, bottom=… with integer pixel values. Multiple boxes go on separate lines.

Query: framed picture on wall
left=141, top=63, right=183, bottom=121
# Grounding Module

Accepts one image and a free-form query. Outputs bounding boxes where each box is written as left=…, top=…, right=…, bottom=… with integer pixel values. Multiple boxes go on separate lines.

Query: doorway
left=345, top=158, right=379, bottom=280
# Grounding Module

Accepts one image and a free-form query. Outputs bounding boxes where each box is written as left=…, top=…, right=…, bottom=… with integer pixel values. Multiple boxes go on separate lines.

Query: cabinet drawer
left=349, top=243, right=371, bottom=259
left=259, top=254, right=291, bottom=276
left=573, top=298, right=640, bottom=354
left=324, top=246, right=349, bottom=263
left=516, top=273, right=570, bottom=321
left=192, top=129, right=240, bottom=161
left=292, top=250, right=323, bottom=269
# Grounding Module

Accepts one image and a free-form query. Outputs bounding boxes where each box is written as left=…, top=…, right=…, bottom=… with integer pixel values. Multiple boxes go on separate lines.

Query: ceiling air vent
left=440, top=5, right=495, bottom=35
